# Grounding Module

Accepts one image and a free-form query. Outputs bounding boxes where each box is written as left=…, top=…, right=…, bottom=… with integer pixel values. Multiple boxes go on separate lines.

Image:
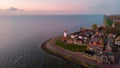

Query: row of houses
left=62, top=27, right=120, bottom=63
left=66, top=28, right=120, bottom=48
left=104, top=15, right=120, bottom=46
left=61, top=15, right=120, bottom=64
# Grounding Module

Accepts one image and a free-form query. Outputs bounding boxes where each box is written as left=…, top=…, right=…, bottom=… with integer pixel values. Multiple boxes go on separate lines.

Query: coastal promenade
left=42, top=38, right=119, bottom=68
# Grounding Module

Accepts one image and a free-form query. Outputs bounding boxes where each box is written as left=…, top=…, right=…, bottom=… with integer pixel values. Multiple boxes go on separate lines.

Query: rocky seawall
left=41, top=38, right=99, bottom=68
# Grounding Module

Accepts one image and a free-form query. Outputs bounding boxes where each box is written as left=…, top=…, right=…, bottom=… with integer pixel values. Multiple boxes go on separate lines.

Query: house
left=107, top=33, right=116, bottom=46
left=110, top=15, right=120, bottom=23
left=115, top=36, right=120, bottom=47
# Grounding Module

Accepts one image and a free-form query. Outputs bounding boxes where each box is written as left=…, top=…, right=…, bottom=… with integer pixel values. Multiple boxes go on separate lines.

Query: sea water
left=0, top=15, right=103, bottom=68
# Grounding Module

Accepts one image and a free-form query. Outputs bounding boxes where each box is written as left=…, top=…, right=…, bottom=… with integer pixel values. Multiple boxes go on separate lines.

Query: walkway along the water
left=41, top=38, right=119, bottom=68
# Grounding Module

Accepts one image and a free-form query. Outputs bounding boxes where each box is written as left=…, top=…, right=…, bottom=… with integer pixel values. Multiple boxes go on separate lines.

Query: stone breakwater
left=41, top=38, right=99, bottom=68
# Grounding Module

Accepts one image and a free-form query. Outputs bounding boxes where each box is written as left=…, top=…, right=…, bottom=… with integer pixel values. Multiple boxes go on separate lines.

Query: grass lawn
left=55, top=39, right=88, bottom=52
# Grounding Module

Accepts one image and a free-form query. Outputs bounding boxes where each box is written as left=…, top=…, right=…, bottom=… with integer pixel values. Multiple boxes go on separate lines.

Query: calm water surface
left=0, top=15, right=103, bottom=68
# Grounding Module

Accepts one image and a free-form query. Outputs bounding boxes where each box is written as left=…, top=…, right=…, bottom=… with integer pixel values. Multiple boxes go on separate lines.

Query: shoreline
left=41, top=37, right=99, bottom=68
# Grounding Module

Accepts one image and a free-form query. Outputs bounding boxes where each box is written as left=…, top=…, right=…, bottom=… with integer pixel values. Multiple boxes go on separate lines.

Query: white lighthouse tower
left=63, top=29, right=67, bottom=43
left=64, top=30, right=67, bottom=38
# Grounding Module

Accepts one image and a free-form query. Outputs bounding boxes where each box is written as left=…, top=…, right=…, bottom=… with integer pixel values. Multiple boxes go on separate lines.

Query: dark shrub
left=85, top=50, right=95, bottom=55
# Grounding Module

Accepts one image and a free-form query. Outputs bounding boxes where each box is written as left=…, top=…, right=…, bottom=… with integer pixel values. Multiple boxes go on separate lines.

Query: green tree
left=92, top=24, right=97, bottom=30
left=98, top=26, right=104, bottom=31
left=104, top=23, right=120, bottom=36
left=104, top=15, right=113, bottom=27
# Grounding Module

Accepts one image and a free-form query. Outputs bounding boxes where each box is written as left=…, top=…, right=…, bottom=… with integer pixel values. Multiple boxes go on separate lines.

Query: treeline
left=104, top=23, right=120, bottom=36
left=92, top=23, right=120, bottom=36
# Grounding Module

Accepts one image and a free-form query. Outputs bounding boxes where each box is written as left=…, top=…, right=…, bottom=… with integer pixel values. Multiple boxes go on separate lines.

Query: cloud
left=6, top=7, right=24, bottom=11
left=0, top=7, right=25, bottom=15
left=95, top=5, right=109, bottom=9
left=91, top=4, right=120, bottom=15
left=0, top=9, right=3, bottom=11
left=0, top=7, right=68, bottom=15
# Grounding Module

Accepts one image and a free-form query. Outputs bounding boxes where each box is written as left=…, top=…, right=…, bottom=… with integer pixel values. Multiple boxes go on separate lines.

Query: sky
left=0, top=0, right=120, bottom=15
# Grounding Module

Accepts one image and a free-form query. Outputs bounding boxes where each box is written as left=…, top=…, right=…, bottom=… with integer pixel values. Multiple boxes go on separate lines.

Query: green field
left=55, top=39, right=88, bottom=52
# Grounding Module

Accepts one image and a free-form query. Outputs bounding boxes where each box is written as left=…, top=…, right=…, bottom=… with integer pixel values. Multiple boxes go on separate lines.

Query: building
left=115, top=36, right=120, bottom=47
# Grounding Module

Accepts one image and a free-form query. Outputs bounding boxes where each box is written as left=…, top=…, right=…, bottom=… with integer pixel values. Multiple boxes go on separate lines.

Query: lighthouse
left=63, top=29, right=67, bottom=43
left=64, top=30, right=67, bottom=38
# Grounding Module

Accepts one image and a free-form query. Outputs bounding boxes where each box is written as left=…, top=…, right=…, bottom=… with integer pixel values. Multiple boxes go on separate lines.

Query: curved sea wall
left=41, top=38, right=99, bottom=68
